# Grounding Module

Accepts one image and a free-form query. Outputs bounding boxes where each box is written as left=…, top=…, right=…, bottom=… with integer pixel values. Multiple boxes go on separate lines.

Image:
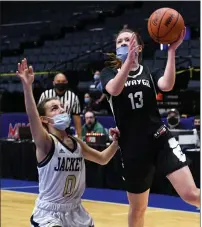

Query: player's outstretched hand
left=16, top=58, right=34, bottom=86
left=126, top=33, right=141, bottom=68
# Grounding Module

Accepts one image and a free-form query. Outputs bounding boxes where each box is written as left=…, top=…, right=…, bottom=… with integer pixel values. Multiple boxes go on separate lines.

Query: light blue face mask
left=51, top=113, right=71, bottom=131
left=94, top=74, right=100, bottom=81
left=116, top=45, right=129, bottom=63
left=84, top=98, right=90, bottom=104
left=116, top=45, right=140, bottom=63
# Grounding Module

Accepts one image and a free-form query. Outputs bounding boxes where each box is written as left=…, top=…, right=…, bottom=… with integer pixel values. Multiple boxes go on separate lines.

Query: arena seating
left=0, top=1, right=200, bottom=116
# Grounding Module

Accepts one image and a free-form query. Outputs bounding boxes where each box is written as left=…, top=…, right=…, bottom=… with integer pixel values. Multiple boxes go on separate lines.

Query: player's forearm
left=158, top=49, right=176, bottom=91
left=100, top=141, right=119, bottom=165
left=23, top=85, right=47, bottom=144
left=106, top=59, right=132, bottom=96
left=73, top=115, right=82, bottom=138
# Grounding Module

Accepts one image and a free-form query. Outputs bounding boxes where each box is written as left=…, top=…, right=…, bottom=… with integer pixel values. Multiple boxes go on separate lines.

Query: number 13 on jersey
left=128, top=91, right=144, bottom=109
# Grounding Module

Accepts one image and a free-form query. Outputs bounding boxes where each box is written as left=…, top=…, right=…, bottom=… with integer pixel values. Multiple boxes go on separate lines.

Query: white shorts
left=30, top=199, right=94, bottom=227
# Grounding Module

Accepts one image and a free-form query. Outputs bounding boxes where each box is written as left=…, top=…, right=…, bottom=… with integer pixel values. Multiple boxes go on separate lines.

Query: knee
left=129, top=205, right=147, bottom=218
left=180, top=187, right=200, bottom=205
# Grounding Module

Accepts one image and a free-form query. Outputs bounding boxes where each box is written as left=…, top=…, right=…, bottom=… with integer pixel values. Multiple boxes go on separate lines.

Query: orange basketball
left=148, top=8, right=185, bottom=44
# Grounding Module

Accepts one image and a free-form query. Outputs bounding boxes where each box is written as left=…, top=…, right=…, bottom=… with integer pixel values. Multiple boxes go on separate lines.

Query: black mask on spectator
left=167, top=109, right=180, bottom=129
left=54, top=83, right=68, bottom=92
left=168, top=117, right=179, bottom=127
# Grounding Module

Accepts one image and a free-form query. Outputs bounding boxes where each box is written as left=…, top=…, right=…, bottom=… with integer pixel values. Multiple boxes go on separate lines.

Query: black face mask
left=54, top=83, right=68, bottom=92
left=168, top=117, right=179, bottom=127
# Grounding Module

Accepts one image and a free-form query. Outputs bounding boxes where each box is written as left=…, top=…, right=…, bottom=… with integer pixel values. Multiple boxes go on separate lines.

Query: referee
left=38, top=72, right=82, bottom=138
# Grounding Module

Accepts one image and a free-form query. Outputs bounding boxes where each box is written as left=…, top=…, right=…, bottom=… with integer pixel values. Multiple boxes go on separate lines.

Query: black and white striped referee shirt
left=38, top=89, right=81, bottom=115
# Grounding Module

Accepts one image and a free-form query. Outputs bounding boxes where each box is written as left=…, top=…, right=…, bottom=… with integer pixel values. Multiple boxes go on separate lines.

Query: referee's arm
left=72, top=95, right=82, bottom=139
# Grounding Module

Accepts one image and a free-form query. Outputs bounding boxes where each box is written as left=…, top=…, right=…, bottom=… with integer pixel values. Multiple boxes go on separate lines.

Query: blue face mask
left=51, top=113, right=71, bottom=131
left=116, top=45, right=140, bottom=63
left=84, top=98, right=90, bottom=104
left=116, top=45, right=129, bottom=63
left=94, top=74, right=100, bottom=81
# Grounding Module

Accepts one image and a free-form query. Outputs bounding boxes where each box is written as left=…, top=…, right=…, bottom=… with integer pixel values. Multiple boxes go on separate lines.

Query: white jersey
left=36, top=134, right=85, bottom=204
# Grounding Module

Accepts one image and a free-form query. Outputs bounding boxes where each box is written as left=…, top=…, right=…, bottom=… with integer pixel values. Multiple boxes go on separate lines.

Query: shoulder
left=40, top=89, right=55, bottom=98
left=96, top=121, right=104, bottom=128
left=44, top=88, right=55, bottom=94
left=67, top=89, right=77, bottom=97
left=46, top=88, right=54, bottom=92
left=140, top=64, right=152, bottom=74
left=142, top=64, right=163, bottom=80
left=40, top=89, right=49, bottom=94
left=66, top=90, right=79, bottom=101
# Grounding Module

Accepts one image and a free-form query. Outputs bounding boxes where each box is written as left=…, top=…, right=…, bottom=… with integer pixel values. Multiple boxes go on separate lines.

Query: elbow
left=160, top=84, right=174, bottom=92
left=99, top=155, right=109, bottom=165
left=158, top=79, right=175, bottom=92
left=106, top=87, right=121, bottom=96
left=100, top=160, right=109, bottom=165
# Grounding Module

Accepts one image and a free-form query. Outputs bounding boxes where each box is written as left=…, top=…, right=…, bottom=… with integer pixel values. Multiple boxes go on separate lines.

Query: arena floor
left=1, top=179, right=200, bottom=227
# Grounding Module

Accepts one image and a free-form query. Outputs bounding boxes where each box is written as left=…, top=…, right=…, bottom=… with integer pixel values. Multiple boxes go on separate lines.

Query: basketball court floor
left=1, top=179, right=200, bottom=227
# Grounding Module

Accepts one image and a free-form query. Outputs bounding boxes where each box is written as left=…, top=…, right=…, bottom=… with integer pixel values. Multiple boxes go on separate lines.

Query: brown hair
left=37, top=97, right=59, bottom=130
left=37, top=97, right=59, bottom=116
left=105, top=28, right=144, bottom=69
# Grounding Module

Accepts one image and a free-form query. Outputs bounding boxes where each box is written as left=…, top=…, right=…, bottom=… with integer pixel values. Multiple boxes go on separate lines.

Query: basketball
left=148, top=8, right=185, bottom=44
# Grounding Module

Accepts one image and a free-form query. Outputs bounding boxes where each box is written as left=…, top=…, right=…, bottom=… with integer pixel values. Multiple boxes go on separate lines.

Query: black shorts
left=119, top=126, right=190, bottom=194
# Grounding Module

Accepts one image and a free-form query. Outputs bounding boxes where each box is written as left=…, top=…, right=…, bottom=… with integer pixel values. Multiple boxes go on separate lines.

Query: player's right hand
left=16, top=58, right=34, bottom=85
left=126, top=33, right=139, bottom=66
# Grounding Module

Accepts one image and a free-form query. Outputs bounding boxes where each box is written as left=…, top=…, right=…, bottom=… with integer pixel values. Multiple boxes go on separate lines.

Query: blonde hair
left=105, top=28, right=144, bottom=69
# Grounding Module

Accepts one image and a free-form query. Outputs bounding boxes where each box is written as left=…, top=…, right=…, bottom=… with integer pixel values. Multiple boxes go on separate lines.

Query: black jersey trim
left=30, top=215, right=39, bottom=226
left=37, top=136, right=55, bottom=168
left=128, top=65, right=143, bottom=78
left=50, top=133, right=78, bottom=153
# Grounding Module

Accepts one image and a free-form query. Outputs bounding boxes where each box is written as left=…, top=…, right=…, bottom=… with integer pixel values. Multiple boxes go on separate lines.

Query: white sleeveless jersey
left=37, top=134, right=86, bottom=204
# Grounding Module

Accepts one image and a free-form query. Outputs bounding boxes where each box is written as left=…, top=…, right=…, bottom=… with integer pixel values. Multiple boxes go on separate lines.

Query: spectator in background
left=82, top=111, right=109, bottom=141
left=89, top=70, right=108, bottom=114
left=167, top=108, right=183, bottom=129
left=93, top=70, right=102, bottom=91
left=38, top=73, right=82, bottom=138
left=83, top=93, right=108, bottom=115
left=90, top=70, right=105, bottom=97
left=83, top=93, right=94, bottom=114
left=194, top=116, right=200, bottom=131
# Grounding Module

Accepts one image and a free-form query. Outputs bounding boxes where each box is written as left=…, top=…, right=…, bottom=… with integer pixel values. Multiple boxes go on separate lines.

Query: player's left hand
left=109, top=128, right=120, bottom=142
left=169, top=27, right=186, bottom=51
left=16, top=58, right=34, bottom=86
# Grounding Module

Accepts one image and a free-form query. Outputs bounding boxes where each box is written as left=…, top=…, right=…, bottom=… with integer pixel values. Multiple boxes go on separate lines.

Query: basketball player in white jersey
left=16, top=58, right=120, bottom=227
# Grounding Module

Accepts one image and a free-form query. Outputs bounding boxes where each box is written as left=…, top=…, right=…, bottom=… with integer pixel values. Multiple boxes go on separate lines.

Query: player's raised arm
left=16, top=58, right=52, bottom=160
left=157, top=28, right=186, bottom=91
left=104, top=33, right=138, bottom=96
